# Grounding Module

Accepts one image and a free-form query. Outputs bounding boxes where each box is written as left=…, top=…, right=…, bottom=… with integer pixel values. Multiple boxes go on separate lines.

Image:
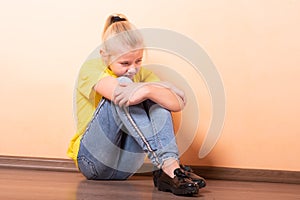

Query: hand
left=113, top=82, right=148, bottom=107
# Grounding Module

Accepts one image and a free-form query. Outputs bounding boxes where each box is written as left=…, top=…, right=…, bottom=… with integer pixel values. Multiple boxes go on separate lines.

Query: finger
left=114, top=91, right=125, bottom=104
left=113, top=95, right=121, bottom=105
left=113, top=85, right=126, bottom=99
left=113, top=85, right=120, bottom=96
left=183, top=96, right=187, bottom=105
left=125, top=100, right=131, bottom=107
left=176, top=90, right=185, bottom=99
left=114, top=89, right=125, bottom=104
left=115, top=92, right=128, bottom=106
left=113, top=90, right=122, bottom=102
left=118, top=96, right=129, bottom=107
left=175, top=91, right=186, bottom=105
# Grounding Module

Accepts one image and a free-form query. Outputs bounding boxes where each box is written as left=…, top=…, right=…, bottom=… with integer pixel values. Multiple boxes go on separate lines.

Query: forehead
left=116, top=49, right=143, bottom=60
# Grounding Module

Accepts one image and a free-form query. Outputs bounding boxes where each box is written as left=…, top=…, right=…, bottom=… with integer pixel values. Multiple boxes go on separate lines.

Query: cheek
left=111, top=66, right=126, bottom=76
left=136, top=66, right=141, bottom=72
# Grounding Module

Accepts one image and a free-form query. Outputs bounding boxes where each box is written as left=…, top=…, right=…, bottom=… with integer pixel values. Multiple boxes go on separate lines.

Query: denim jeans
left=77, top=77, right=179, bottom=180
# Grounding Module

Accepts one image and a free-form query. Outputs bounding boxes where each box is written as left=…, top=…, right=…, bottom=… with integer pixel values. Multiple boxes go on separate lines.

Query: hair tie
left=111, top=16, right=126, bottom=24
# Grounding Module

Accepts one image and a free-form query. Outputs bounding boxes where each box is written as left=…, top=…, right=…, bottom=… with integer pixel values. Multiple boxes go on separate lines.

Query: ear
left=100, top=49, right=109, bottom=64
left=99, top=49, right=105, bottom=56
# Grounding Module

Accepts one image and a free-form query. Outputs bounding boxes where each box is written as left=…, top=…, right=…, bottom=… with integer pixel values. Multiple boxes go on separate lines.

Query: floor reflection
left=76, top=177, right=153, bottom=200
left=76, top=176, right=208, bottom=200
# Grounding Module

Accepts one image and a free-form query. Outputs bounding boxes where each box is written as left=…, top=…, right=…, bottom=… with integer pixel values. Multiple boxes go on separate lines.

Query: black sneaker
left=155, top=168, right=199, bottom=196
left=180, top=165, right=206, bottom=188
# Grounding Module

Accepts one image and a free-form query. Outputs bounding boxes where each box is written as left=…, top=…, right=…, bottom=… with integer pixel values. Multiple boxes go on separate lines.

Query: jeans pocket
left=77, top=156, right=98, bottom=180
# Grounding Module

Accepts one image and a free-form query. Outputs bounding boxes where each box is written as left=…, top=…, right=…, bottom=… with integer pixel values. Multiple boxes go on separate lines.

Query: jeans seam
left=123, top=107, right=161, bottom=166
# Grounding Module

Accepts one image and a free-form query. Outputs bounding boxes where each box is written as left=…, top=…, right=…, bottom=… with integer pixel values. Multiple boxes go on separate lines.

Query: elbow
left=167, top=101, right=185, bottom=112
left=170, top=107, right=182, bottom=112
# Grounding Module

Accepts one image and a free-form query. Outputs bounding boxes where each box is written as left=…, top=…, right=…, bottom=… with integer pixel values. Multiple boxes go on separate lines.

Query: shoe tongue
left=174, top=168, right=188, bottom=178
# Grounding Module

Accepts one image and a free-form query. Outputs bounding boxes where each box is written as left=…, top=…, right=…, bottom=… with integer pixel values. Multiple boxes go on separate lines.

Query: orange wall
left=0, top=0, right=299, bottom=171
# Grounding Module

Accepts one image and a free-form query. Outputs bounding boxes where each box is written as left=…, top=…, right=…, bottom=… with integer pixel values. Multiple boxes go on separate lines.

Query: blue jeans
left=77, top=77, right=179, bottom=180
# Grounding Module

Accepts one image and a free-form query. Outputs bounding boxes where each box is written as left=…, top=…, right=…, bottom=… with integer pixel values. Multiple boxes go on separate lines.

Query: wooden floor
left=0, top=168, right=299, bottom=200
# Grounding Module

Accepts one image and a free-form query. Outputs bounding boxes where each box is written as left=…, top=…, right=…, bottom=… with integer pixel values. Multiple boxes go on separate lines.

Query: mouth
left=124, top=68, right=137, bottom=78
left=124, top=73, right=135, bottom=79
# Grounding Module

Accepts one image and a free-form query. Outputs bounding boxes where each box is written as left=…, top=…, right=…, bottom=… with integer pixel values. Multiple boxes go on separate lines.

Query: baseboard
left=190, top=166, right=300, bottom=184
left=0, top=155, right=299, bottom=184
left=0, top=155, right=77, bottom=172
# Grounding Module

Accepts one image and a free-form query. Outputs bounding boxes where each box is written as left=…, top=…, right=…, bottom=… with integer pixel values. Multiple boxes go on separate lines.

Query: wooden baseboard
left=191, top=166, right=300, bottom=184
left=0, top=155, right=77, bottom=172
left=0, top=155, right=299, bottom=184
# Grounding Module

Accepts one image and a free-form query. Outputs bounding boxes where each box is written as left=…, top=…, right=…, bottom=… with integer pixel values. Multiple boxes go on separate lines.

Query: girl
left=67, top=13, right=205, bottom=196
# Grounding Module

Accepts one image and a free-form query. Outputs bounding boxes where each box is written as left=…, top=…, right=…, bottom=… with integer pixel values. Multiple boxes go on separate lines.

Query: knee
left=117, top=76, right=133, bottom=83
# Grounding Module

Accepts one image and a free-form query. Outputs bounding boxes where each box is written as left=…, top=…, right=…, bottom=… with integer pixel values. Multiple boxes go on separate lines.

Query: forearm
left=94, top=76, right=118, bottom=101
left=144, top=83, right=185, bottom=112
left=94, top=77, right=185, bottom=111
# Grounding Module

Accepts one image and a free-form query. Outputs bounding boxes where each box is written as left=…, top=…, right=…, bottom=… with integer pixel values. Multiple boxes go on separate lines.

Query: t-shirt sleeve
left=137, top=67, right=161, bottom=82
left=77, top=59, right=108, bottom=100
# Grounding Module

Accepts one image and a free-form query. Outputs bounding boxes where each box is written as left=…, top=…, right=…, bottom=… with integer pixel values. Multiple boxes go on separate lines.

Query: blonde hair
left=101, top=14, right=144, bottom=64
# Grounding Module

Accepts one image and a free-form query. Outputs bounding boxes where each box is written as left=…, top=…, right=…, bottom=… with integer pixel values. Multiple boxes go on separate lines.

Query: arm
left=142, top=83, right=185, bottom=112
left=94, top=76, right=185, bottom=112
left=93, top=76, right=118, bottom=101
left=115, top=81, right=186, bottom=112
left=93, top=76, right=147, bottom=104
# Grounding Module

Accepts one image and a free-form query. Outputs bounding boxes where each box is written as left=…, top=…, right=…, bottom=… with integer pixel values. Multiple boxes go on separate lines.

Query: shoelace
left=174, top=169, right=189, bottom=180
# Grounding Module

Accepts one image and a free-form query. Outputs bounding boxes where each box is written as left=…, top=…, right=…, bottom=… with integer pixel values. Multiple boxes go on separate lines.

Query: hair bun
left=111, top=16, right=127, bottom=24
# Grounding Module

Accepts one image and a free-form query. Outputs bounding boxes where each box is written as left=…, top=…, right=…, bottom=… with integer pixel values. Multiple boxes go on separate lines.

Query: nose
left=124, top=66, right=137, bottom=78
left=127, top=67, right=137, bottom=74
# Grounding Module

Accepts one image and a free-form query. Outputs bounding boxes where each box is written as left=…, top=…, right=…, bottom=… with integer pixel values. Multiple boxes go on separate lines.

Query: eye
left=136, top=59, right=142, bottom=64
left=120, top=61, right=129, bottom=66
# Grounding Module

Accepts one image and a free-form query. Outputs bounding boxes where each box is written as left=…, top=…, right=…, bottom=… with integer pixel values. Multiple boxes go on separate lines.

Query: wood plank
left=0, top=155, right=299, bottom=184
left=0, top=168, right=299, bottom=200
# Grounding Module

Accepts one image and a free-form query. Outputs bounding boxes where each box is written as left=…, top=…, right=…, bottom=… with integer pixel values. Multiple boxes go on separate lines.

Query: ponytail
left=102, top=14, right=128, bottom=40
left=101, top=14, right=144, bottom=64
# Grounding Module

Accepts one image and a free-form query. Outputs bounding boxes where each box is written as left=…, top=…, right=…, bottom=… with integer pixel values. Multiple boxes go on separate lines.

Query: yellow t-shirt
left=67, top=58, right=160, bottom=163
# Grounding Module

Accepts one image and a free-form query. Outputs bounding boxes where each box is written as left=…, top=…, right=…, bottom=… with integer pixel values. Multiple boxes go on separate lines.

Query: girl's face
left=109, top=49, right=143, bottom=79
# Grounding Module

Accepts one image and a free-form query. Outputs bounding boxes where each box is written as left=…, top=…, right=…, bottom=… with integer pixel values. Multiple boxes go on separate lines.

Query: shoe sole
left=154, top=177, right=205, bottom=189
left=157, top=181, right=199, bottom=196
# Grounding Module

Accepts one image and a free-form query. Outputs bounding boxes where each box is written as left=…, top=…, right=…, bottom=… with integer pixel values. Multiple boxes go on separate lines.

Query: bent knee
left=117, top=76, right=133, bottom=83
